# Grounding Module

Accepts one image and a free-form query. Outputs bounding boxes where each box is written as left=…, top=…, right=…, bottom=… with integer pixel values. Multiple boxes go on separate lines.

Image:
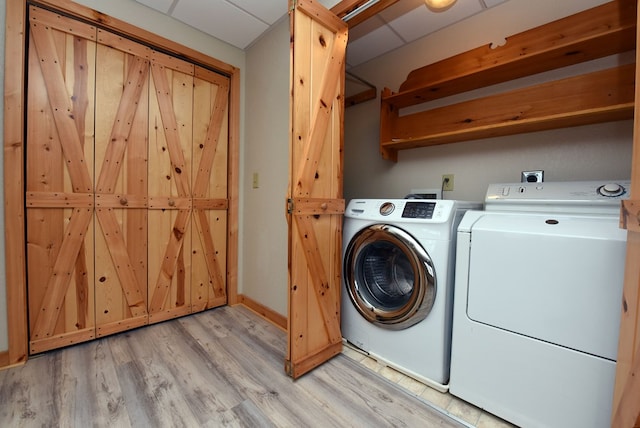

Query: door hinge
left=287, top=198, right=294, bottom=214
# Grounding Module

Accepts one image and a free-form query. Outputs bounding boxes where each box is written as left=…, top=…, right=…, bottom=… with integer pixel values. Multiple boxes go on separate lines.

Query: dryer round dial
left=597, top=183, right=625, bottom=197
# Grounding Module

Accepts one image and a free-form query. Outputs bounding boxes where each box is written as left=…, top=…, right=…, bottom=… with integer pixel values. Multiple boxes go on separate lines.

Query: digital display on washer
left=402, top=202, right=436, bottom=219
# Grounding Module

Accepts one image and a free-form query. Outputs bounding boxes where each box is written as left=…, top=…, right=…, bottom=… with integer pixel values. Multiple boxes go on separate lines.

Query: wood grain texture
left=26, top=5, right=98, bottom=349
left=3, top=0, right=29, bottom=366
left=378, top=0, right=637, bottom=161
left=390, top=0, right=636, bottom=107
left=93, top=39, right=150, bottom=335
left=4, top=0, right=240, bottom=368
left=287, top=0, right=347, bottom=380
left=382, top=64, right=635, bottom=152
left=0, top=305, right=464, bottom=427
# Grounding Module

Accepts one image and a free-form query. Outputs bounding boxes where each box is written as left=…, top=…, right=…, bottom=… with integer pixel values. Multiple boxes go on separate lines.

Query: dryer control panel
left=485, top=180, right=631, bottom=214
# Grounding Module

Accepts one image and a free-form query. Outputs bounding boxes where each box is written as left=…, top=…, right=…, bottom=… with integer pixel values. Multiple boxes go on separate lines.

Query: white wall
left=344, top=0, right=633, bottom=202
left=243, top=19, right=290, bottom=315
left=240, top=0, right=341, bottom=316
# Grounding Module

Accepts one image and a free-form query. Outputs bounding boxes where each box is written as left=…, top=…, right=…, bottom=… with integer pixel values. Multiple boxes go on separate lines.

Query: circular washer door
left=343, top=224, right=436, bottom=330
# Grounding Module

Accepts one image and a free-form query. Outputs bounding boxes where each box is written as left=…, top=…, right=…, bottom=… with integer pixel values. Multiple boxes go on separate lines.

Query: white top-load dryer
left=342, top=199, right=480, bottom=391
left=450, top=180, right=630, bottom=428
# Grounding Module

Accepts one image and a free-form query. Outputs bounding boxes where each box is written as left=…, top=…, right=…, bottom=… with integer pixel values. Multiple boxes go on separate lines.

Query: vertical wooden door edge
left=611, top=1, right=640, bottom=424
left=226, top=68, right=240, bottom=306
left=3, top=0, right=28, bottom=368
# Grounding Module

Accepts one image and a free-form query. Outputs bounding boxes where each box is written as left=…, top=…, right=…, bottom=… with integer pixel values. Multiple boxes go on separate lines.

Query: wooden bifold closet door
left=286, top=0, right=347, bottom=378
left=25, top=5, right=229, bottom=354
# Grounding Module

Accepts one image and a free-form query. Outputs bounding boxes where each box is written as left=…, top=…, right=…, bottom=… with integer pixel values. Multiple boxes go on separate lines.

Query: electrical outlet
left=442, top=174, right=454, bottom=191
left=521, top=170, right=544, bottom=183
left=252, top=172, right=259, bottom=189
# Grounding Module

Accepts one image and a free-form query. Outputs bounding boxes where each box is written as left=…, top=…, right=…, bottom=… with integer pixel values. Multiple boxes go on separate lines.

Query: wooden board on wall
left=147, top=60, right=195, bottom=324
left=94, top=36, right=151, bottom=337
left=26, top=6, right=97, bottom=353
left=191, top=67, right=230, bottom=312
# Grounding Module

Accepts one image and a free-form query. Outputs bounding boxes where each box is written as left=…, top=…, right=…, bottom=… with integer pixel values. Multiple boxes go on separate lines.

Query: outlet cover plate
left=442, top=174, right=454, bottom=191
left=521, top=170, right=544, bottom=183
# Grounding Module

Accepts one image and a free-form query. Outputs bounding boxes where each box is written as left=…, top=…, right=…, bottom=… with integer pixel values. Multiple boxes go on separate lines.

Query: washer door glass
left=344, top=224, right=436, bottom=330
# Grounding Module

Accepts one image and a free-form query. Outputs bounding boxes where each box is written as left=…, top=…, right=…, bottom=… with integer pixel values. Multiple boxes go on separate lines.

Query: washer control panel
left=401, top=201, right=436, bottom=219
left=345, top=199, right=457, bottom=222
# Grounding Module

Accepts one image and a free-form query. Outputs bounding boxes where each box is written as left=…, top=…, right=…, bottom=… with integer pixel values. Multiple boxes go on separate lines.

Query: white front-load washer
left=450, top=180, right=630, bottom=428
left=342, top=198, right=481, bottom=391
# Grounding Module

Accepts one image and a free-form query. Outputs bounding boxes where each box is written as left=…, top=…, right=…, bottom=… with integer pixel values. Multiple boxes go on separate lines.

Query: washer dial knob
left=598, top=183, right=625, bottom=197
left=379, top=202, right=395, bottom=216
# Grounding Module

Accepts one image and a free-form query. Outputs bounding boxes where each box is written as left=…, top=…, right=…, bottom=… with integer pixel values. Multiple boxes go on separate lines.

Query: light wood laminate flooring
left=0, top=305, right=468, bottom=427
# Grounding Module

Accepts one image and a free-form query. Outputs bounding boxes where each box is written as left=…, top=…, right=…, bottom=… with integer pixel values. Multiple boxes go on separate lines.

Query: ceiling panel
left=386, top=0, right=485, bottom=43
left=135, top=0, right=174, bottom=14
left=172, top=0, right=270, bottom=49
left=228, top=0, right=288, bottom=25
left=483, top=0, right=508, bottom=6
left=134, top=0, right=511, bottom=64
left=346, top=0, right=493, bottom=66
left=347, top=18, right=406, bottom=67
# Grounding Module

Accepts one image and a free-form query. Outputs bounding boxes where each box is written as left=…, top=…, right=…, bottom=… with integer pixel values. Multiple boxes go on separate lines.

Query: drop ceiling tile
left=349, top=15, right=389, bottom=42
left=483, top=0, right=508, bottom=7
left=172, top=0, right=269, bottom=49
left=346, top=23, right=405, bottom=67
left=378, top=0, right=425, bottom=22
left=387, top=0, right=484, bottom=43
left=135, top=0, right=174, bottom=14
left=136, top=0, right=511, bottom=58
left=228, top=0, right=287, bottom=25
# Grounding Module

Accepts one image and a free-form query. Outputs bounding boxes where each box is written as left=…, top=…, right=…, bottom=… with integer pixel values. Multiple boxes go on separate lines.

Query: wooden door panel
left=23, top=4, right=233, bottom=355
left=26, top=6, right=97, bottom=353
left=28, top=15, right=93, bottom=194
left=192, top=208, right=227, bottom=310
left=192, top=68, right=230, bottom=311
left=286, top=0, right=347, bottom=378
left=293, top=214, right=342, bottom=340
left=94, top=42, right=150, bottom=336
left=148, top=62, right=195, bottom=323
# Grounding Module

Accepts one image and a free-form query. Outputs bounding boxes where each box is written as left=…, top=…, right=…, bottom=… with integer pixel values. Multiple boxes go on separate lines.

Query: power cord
left=441, top=176, right=450, bottom=200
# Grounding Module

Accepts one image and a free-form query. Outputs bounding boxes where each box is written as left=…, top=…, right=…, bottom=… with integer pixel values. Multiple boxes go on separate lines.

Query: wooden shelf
left=380, top=0, right=637, bottom=161
left=382, top=64, right=635, bottom=151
